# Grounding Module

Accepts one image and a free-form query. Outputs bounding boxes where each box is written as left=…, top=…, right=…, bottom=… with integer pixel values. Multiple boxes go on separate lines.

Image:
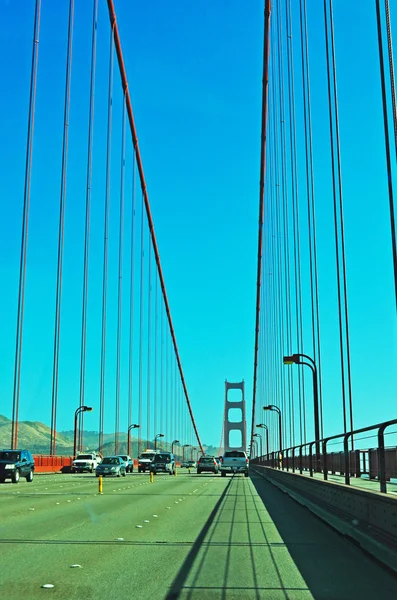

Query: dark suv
left=150, top=452, right=175, bottom=475
left=0, top=449, right=35, bottom=484
left=197, top=456, right=219, bottom=474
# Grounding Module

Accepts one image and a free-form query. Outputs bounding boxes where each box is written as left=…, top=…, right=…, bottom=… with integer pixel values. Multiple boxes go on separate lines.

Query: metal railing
left=250, top=418, right=397, bottom=493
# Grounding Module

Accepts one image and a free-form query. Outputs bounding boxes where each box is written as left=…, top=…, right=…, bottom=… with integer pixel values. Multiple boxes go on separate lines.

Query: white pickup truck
left=72, top=453, right=101, bottom=473
left=220, top=450, right=249, bottom=477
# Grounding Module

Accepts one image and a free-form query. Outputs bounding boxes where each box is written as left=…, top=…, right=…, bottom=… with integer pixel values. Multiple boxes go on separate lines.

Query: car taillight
left=246, top=458, right=249, bottom=463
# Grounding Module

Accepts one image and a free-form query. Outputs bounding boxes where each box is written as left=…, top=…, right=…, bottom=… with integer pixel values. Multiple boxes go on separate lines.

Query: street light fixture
left=171, top=439, right=180, bottom=455
left=74, top=406, right=93, bottom=459
left=154, top=433, right=164, bottom=451
left=253, top=433, right=262, bottom=457
left=283, top=353, right=320, bottom=457
left=256, top=423, right=269, bottom=456
left=263, top=405, right=282, bottom=458
left=182, top=444, right=190, bottom=461
left=251, top=438, right=259, bottom=458
left=127, top=424, right=140, bottom=457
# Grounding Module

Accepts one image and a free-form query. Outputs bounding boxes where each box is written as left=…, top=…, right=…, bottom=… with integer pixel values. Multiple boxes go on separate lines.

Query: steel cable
left=50, top=0, right=74, bottom=455
left=251, top=0, right=272, bottom=451
left=11, top=0, right=41, bottom=450
left=78, top=0, right=98, bottom=453
left=98, top=24, right=114, bottom=453
left=115, top=95, right=127, bottom=455
left=376, top=0, right=397, bottom=311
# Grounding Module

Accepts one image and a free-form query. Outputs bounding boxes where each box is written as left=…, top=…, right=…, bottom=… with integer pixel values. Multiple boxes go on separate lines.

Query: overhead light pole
left=154, top=433, right=164, bottom=451
left=256, top=423, right=269, bottom=456
left=253, top=433, right=262, bottom=457
left=127, top=424, right=140, bottom=456
left=251, top=438, right=259, bottom=458
left=263, top=405, right=282, bottom=457
left=182, top=444, right=190, bottom=461
left=171, top=439, right=180, bottom=455
left=74, top=406, right=93, bottom=459
left=283, top=353, right=320, bottom=457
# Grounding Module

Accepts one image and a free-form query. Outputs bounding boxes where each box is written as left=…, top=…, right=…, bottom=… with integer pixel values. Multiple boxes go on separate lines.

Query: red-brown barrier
left=33, top=455, right=73, bottom=472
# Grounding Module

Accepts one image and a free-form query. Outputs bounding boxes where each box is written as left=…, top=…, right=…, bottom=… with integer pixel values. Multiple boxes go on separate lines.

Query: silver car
left=117, top=455, right=134, bottom=473
left=95, top=456, right=126, bottom=478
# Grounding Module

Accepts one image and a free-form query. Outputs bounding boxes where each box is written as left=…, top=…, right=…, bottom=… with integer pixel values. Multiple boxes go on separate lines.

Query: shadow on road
left=250, top=472, right=397, bottom=599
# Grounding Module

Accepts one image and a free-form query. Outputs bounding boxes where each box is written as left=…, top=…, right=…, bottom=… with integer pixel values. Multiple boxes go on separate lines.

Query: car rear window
left=200, top=458, right=214, bottom=463
left=224, top=451, right=246, bottom=458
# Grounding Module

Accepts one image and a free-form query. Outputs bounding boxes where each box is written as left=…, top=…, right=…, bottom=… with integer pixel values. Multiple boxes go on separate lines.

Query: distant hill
left=0, top=415, right=74, bottom=454
left=0, top=414, right=219, bottom=458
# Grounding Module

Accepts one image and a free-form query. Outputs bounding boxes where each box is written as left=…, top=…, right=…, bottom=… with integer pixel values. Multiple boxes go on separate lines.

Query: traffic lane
left=167, top=475, right=313, bottom=599
left=249, top=471, right=397, bottom=599
left=0, top=472, right=221, bottom=541
left=0, top=474, right=227, bottom=599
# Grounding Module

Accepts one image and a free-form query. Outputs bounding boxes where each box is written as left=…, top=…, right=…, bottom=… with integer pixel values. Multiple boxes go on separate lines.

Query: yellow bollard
left=188, top=467, right=190, bottom=474
left=149, top=471, right=154, bottom=483
left=98, top=475, right=103, bottom=494
left=174, top=468, right=177, bottom=477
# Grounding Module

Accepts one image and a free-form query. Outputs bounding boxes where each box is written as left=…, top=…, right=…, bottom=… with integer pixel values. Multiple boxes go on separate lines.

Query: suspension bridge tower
left=223, top=380, right=246, bottom=453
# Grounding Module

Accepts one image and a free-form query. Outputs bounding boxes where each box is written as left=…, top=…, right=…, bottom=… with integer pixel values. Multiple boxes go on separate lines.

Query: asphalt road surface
left=0, top=470, right=396, bottom=599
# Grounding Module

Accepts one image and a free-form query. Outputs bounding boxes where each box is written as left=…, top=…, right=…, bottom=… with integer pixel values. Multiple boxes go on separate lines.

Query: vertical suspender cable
left=50, top=0, right=74, bottom=455
left=286, top=0, right=305, bottom=445
left=384, top=0, right=397, bottom=160
left=128, top=157, right=136, bottom=435
left=106, top=0, right=203, bottom=451
left=328, top=0, right=354, bottom=440
left=300, top=0, right=323, bottom=438
left=98, top=25, right=114, bottom=453
left=160, top=300, right=164, bottom=436
left=138, top=196, right=145, bottom=454
left=115, top=95, right=127, bottom=455
left=251, top=0, right=272, bottom=451
left=376, top=0, right=397, bottom=311
left=78, top=0, right=98, bottom=453
left=324, top=0, right=354, bottom=440
left=146, top=247, right=152, bottom=445
left=11, top=0, right=41, bottom=450
left=154, top=274, right=158, bottom=436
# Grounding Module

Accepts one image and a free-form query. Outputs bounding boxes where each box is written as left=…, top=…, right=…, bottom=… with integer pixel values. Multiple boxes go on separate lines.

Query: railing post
left=292, top=447, right=295, bottom=473
left=322, top=439, right=328, bottom=481
left=309, top=442, right=315, bottom=477
left=299, top=445, right=303, bottom=474
left=344, top=433, right=351, bottom=485
left=286, top=448, right=289, bottom=471
left=378, top=425, right=387, bottom=493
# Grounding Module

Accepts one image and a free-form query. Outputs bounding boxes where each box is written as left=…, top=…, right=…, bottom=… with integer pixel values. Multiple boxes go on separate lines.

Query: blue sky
left=0, top=0, right=396, bottom=452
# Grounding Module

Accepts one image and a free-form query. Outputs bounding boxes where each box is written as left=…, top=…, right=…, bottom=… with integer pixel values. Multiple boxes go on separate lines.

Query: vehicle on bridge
left=72, top=452, right=101, bottom=473
left=117, top=455, right=134, bottom=473
left=95, top=456, right=126, bottom=478
left=197, top=456, right=219, bottom=474
left=220, top=450, right=249, bottom=477
left=0, top=449, right=35, bottom=484
left=138, top=449, right=156, bottom=473
left=150, top=452, right=176, bottom=475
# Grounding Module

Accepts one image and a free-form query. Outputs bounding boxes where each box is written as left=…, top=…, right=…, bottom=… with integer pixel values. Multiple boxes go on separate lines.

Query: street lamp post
left=253, top=433, right=262, bottom=457
left=256, top=423, right=269, bottom=456
left=263, top=405, right=282, bottom=458
left=171, top=439, right=180, bottom=455
left=182, top=444, right=190, bottom=461
left=127, top=424, right=140, bottom=457
left=283, top=353, right=320, bottom=458
left=154, top=433, right=164, bottom=451
left=251, top=438, right=259, bottom=458
left=74, top=406, right=93, bottom=459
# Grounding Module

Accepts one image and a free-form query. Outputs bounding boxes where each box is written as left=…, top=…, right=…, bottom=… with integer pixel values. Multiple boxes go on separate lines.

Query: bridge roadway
left=0, top=471, right=396, bottom=599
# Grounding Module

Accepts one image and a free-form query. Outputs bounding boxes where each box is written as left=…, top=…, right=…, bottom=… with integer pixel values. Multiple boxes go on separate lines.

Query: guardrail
left=250, top=418, right=397, bottom=493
